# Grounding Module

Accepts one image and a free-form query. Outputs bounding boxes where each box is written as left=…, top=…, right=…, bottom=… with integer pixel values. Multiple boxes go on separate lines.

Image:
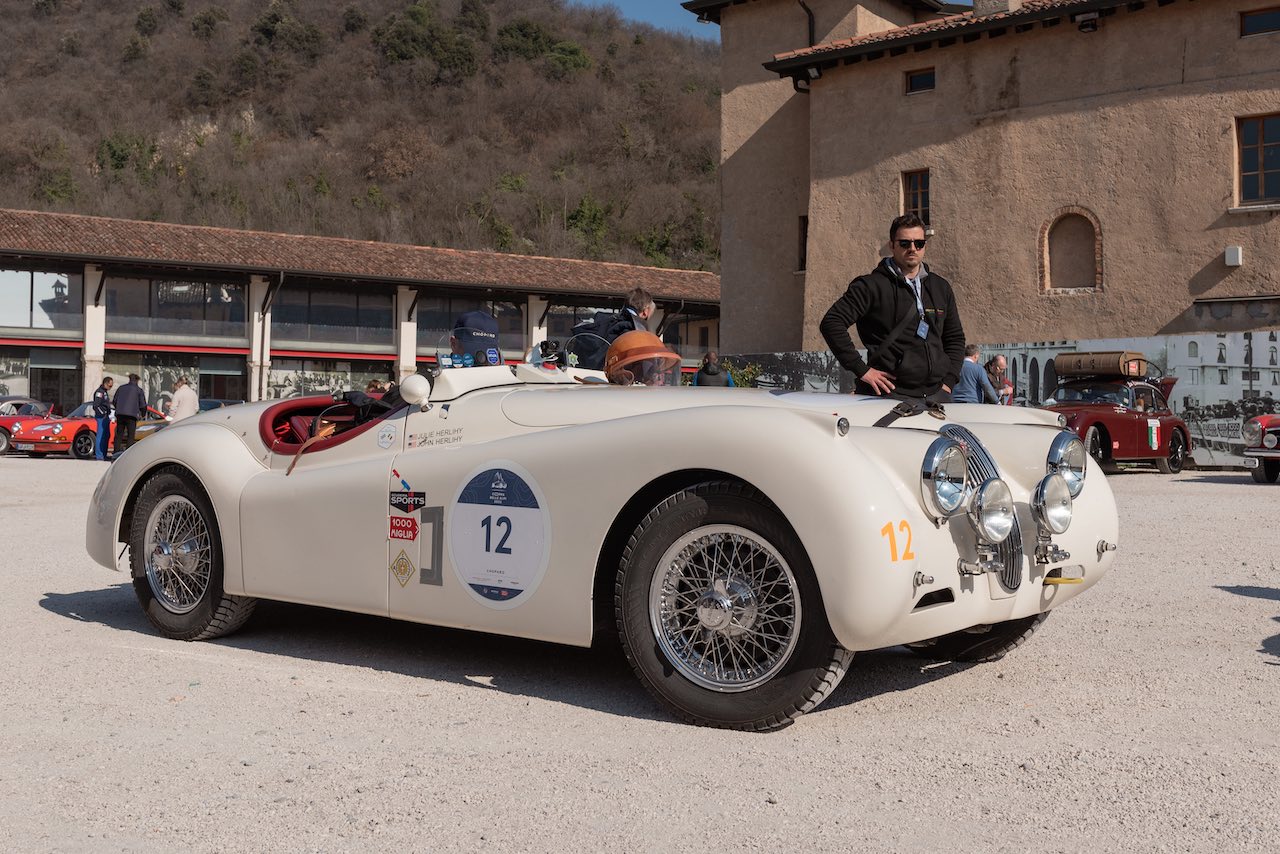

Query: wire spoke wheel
left=143, top=495, right=212, bottom=615
left=649, top=524, right=801, bottom=692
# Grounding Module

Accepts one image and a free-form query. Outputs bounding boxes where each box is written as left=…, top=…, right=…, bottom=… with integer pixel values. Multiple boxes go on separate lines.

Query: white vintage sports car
left=87, top=359, right=1119, bottom=730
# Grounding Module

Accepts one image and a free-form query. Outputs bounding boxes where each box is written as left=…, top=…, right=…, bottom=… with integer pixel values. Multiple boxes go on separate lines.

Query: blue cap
left=453, top=311, right=499, bottom=357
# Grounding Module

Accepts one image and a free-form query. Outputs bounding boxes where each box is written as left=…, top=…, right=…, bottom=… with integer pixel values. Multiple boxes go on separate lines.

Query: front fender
left=86, top=422, right=265, bottom=594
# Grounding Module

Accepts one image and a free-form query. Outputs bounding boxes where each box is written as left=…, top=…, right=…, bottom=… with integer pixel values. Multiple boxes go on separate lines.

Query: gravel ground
left=1, top=455, right=1277, bottom=853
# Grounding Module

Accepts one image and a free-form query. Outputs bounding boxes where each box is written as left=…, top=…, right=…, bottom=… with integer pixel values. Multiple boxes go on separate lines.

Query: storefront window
left=0, top=269, right=84, bottom=330
left=271, top=283, right=394, bottom=346
left=106, top=276, right=246, bottom=338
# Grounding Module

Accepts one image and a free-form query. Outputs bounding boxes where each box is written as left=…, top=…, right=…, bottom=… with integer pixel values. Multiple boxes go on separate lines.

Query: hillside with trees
left=0, top=0, right=720, bottom=270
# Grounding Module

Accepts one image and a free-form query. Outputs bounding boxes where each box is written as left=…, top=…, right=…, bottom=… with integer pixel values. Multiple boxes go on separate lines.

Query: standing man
left=91, top=376, right=114, bottom=461
left=168, top=376, right=200, bottom=421
left=692, top=351, right=736, bottom=387
left=819, top=214, right=965, bottom=402
left=619, top=288, right=655, bottom=333
left=112, top=372, right=146, bottom=455
left=985, top=355, right=1014, bottom=404
left=953, top=344, right=1001, bottom=403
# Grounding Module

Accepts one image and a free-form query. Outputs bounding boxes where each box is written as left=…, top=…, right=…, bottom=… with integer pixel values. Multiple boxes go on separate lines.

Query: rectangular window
left=1244, top=369, right=1261, bottom=381
left=905, top=68, right=935, bottom=94
left=0, top=269, right=32, bottom=327
left=699, top=326, right=710, bottom=349
left=797, top=215, right=808, bottom=272
left=1220, top=369, right=1229, bottom=384
left=903, top=169, right=930, bottom=225
left=1241, top=8, right=1280, bottom=36
left=1238, top=114, right=1280, bottom=205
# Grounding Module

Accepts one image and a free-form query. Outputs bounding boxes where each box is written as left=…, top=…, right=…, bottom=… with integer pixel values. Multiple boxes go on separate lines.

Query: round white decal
left=449, top=462, right=551, bottom=609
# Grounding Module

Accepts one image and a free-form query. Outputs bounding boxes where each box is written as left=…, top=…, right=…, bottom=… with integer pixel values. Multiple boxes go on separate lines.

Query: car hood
left=500, top=385, right=1062, bottom=430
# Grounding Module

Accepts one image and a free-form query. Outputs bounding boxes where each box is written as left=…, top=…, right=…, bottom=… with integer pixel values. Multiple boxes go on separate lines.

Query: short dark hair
left=626, top=287, right=654, bottom=314
left=889, top=213, right=926, bottom=242
left=965, top=344, right=981, bottom=358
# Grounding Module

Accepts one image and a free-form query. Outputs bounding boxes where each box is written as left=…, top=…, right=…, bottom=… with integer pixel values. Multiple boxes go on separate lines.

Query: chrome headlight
left=1033, top=473, right=1073, bottom=534
left=1265, top=433, right=1279, bottom=450
left=968, top=478, right=1015, bottom=544
left=1243, top=419, right=1262, bottom=447
left=52, top=423, right=63, bottom=435
left=921, top=437, right=969, bottom=520
left=1047, top=432, right=1086, bottom=497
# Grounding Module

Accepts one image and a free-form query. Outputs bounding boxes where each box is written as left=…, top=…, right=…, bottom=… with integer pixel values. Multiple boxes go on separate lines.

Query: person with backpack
left=692, top=351, right=735, bottom=387
left=566, top=288, right=656, bottom=371
left=819, top=213, right=966, bottom=402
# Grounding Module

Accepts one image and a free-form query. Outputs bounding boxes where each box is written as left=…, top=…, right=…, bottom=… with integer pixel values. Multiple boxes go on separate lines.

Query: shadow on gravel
left=41, top=583, right=974, bottom=724
left=1174, top=474, right=1255, bottom=485
left=1215, top=585, right=1280, bottom=665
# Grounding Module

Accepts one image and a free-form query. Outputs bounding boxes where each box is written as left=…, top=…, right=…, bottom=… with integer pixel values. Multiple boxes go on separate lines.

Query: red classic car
left=9, top=402, right=168, bottom=459
left=1242, top=414, right=1280, bottom=483
left=0, top=396, right=54, bottom=455
left=1044, top=351, right=1192, bottom=474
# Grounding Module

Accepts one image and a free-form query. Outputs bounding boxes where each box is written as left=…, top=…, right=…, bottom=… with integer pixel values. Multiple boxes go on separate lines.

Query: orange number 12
left=880, top=521, right=916, bottom=562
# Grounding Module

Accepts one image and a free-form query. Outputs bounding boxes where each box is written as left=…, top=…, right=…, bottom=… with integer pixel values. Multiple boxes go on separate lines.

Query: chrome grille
left=940, top=424, right=1024, bottom=590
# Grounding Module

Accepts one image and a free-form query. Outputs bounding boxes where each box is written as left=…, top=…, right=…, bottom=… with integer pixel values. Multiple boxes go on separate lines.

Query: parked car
left=198, top=398, right=245, bottom=412
left=1044, top=351, right=1191, bottom=474
left=0, top=396, right=53, bottom=455
left=11, top=402, right=168, bottom=459
left=87, top=363, right=1120, bottom=730
left=1242, top=414, right=1280, bottom=483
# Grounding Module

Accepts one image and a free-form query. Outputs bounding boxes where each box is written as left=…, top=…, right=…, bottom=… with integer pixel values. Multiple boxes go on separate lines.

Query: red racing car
left=1242, top=413, right=1280, bottom=483
left=0, top=396, right=54, bottom=455
left=9, top=402, right=168, bottom=459
left=1044, top=351, right=1192, bottom=474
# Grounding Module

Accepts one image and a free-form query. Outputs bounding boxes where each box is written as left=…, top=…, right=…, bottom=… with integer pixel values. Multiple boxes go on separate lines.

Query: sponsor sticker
left=389, top=491, right=427, bottom=513
left=462, top=353, right=475, bottom=368
left=390, top=549, right=415, bottom=587
left=486, top=348, right=500, bottom=366
left=449, top=462, right=551, bottom=610
left=389, top=515, right=419, bottom=541
left=377, top=424, right=398, bottom=449
left=1147, top=419, right=1160, bottom=451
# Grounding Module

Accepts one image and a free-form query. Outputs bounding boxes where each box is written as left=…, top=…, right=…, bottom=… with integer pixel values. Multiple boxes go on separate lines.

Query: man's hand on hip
left=860, top=368, right=896, bottom=395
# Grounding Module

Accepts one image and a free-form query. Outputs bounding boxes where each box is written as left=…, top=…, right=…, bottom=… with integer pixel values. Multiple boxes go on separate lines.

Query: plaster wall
left=799, top=1, right=1280, bottom=350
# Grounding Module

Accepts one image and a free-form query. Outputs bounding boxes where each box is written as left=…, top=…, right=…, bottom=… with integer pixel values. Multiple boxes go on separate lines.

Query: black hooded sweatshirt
left=819, top=258, right=966, bottom=398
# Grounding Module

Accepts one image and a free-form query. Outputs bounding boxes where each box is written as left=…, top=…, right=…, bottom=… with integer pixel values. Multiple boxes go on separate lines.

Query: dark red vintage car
left=1242, top=413, right=1280, bottom=483
left=1044, top=351, right=1192, bottom=474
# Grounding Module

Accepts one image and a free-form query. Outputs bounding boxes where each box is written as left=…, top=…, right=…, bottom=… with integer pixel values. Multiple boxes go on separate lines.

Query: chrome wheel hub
left=144, top=495, right=212, bottom=615
left=649, top=525, right=801, bottom=693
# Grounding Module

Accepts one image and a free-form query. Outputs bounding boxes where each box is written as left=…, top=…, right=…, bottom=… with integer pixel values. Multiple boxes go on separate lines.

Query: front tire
left=0, top=428, right=9, bottom=454
left=71, top=430, right=96, bottom=460
left=1155, top=430, right=1186, bottom=474
left=616, top=482, right=852, bottom=731
left=1251, top=460, right=1280, bottom=484
left=129, top=466, right=255, bottom=640
left=908, top=612, right=1049, bottom=662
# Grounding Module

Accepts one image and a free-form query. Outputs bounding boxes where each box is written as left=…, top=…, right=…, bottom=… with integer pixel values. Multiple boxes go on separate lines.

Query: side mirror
left=399, top=374, right=431, bottom=407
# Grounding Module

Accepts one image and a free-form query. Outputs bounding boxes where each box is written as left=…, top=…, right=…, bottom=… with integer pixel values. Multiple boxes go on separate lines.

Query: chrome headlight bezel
left=1265, top=433, right=1279, bottom=450
left=967, top=477, right=1015, bottom=544
left=52, top=423, right=63, bottom=435
left=921, top=437, right=969, bottom=521
left=1047, top=431, right=1086, bottom=498
left=1242, top=419, right=1262, bottom=447
left=1033, top=472, right=1074, bottom=535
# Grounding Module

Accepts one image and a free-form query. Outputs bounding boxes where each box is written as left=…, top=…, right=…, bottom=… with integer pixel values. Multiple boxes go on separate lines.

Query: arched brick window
left=1040, top=207, right=1102, bottom=292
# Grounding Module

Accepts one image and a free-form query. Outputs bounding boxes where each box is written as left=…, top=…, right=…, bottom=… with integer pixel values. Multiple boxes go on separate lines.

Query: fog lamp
left=1033, top=473, right=1073, bottom=535
left=968, top=478, right=1015, bottom=544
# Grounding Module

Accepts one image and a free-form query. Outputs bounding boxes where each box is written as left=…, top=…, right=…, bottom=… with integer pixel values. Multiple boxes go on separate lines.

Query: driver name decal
left=449, top=462, right=551, bottom=609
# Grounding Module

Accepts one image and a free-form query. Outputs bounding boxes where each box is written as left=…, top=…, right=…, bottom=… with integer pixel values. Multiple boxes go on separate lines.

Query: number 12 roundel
left=449, top=462, right=551, bottom=609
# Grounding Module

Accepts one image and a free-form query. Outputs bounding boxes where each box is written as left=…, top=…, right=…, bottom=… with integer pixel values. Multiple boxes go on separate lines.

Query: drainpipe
left=792, top=1, right=818, bottom=94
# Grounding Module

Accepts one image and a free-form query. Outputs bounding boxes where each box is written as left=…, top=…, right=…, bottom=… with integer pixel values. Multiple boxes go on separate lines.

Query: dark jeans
left=115, top=415, right=137, bottom=454
left=95, top=416, right=111, bottom=460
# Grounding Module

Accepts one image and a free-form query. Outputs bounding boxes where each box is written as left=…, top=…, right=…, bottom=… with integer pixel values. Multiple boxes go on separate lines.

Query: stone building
left=684, top=0, right=1280, bottom=354
left=0, top=208, right=718, bottom=414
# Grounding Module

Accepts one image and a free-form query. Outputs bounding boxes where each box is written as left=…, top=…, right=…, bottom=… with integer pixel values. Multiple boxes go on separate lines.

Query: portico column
left=528, top=295, right=549, bottom=350
left=248, top=275, right=271, bottom=402
left=396, top=286, right=418, bottom=379
left=82, top=264, right=106, bottom=399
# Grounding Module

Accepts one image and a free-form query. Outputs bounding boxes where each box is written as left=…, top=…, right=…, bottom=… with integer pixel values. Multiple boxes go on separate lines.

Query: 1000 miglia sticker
left=449, top=461, right=550, bottom=609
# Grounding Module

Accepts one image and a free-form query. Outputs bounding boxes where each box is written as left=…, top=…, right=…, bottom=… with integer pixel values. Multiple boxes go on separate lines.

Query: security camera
left=1075, top=12, right=1099, bottom=33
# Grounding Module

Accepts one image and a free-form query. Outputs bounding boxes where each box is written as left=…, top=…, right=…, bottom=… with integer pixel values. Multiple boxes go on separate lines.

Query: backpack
left=564, top=310, right=634, bottom=370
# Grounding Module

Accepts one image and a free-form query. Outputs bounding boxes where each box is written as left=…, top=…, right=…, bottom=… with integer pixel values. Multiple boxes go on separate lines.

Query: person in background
left=365, top=379, right=387, bottom=393
left=451, top=309, right=501, bottom=366
left=819, top=213, right=965, bottom=402
left=952, top=344, right=1001, bottom=404
left=985, top=355, right=1014, bottom=405
left=619, top=288, right=655, bottom=333
left=91, top=376, right=114, bottom=461
left=693, top=351, right=735, bottom=387
left=168, top=376, right=199, bottom=421
left=111, top=372, right=147, bottom=455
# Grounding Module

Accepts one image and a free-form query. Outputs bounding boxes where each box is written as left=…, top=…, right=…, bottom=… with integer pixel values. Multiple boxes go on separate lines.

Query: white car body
left=87, top=364, right=1118, bottom=728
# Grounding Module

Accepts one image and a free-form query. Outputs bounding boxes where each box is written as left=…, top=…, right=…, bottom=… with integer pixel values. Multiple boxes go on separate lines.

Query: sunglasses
left=896, top=239, right=927, bottom=250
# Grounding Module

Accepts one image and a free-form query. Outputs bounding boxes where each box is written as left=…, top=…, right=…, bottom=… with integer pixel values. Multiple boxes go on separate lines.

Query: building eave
left=682, top=0, right=945, bottom=26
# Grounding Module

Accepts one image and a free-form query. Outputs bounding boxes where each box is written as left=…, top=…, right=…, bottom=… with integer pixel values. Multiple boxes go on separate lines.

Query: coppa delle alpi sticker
left=448, top=461, right=551, bottom=609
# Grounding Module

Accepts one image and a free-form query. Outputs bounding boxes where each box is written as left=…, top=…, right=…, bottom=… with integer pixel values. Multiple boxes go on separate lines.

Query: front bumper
left=11, top=437, right=72, bottom=453
left=1243, top=449, right=1280, bottom=468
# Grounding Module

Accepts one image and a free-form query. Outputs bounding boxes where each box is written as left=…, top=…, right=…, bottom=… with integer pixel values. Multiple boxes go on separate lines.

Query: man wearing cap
left=451, top=310, right=501, bottom=367
left=112, top=372, right=147, bottom=455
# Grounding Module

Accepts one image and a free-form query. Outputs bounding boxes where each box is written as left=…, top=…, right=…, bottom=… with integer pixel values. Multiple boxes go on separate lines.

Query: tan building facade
left=687, top=0, right=1280, bottom=354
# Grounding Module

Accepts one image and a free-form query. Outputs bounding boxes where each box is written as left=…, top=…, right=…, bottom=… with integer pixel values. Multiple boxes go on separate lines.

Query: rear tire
left=1154, top=430, right=1186, bottom=474
left=616, top=481, right=852, bottom=731
left=1251, top=460, right=1280, bottom=484
left=71, top=430, right=96, bottom=460
left=129, top=466, right=256, bottom=640
left=908, top=612, right=1049, bottom=663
